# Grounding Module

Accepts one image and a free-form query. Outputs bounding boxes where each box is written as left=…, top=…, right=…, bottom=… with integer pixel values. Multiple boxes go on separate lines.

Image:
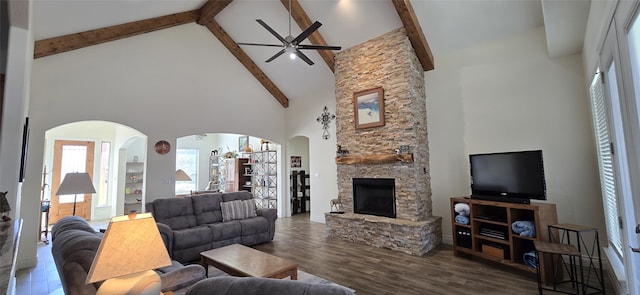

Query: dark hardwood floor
left=17, top=213, right=613, bottom=295
left=254, top=213, right=614, bottom=295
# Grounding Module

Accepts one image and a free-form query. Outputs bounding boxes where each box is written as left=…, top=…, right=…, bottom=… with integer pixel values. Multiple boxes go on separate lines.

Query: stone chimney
left=325, top=28, right=441, bottom=256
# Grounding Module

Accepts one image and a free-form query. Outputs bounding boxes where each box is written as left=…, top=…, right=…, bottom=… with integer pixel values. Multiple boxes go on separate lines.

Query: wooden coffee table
left=200, top=244, right=298, bottom=280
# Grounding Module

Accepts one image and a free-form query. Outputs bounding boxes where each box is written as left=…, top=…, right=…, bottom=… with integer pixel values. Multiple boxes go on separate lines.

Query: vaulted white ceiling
left=6, top=0, right=590, bottom=104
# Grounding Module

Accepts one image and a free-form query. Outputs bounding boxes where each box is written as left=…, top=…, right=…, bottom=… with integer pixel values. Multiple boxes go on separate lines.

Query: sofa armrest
left=158, top=263, right=206, bottom=292
left=256, top=208, right=277, bottom=240
left=156, top=222, right=174, bottom=256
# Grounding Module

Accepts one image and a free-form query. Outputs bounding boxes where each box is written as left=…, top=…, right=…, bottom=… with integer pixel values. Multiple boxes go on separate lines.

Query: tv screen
left=469, top=150, right=546, bottom=203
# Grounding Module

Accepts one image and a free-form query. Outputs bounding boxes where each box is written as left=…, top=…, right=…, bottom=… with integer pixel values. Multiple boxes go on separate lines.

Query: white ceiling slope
left=18, top=0, right=591, bottom=102
left=542, top=0, right=591, bottom=57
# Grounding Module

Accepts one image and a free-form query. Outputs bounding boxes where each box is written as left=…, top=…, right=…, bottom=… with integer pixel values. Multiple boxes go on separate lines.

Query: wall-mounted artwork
left=353, top=87, right=385, bottom=129
left=238, top=136, right=249, bottom=152
left=291, top=156, right=301, bottom=168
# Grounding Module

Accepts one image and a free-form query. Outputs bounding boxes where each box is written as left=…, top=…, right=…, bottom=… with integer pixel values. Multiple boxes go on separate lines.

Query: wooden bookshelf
left=450, top=197, right=558, bottom=284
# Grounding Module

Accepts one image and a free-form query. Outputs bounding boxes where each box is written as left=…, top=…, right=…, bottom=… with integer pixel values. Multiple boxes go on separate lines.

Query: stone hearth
left=325, top=28, right=441, bottom=256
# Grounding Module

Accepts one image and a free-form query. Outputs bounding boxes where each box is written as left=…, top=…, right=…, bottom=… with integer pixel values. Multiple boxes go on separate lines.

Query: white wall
left=285, top=75, right=337, bottom=223
left=582, top=0, right=617, bottom=82
left=0, top=24, right=33, bottom=269
left=20, top=23, right=287, bottom=268
left=426, top=26, right=604, bottom=244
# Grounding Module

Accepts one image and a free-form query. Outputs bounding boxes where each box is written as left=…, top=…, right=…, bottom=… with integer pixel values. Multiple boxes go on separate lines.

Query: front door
left=49, top=140, right=95, bottom=223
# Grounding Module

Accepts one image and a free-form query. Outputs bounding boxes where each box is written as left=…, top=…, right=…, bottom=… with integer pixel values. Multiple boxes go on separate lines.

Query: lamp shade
left=175, top=169, right=192, bottom=181
left=56, top=172, right=96, bottom=195
left=86, top=213, right=171, bottom=284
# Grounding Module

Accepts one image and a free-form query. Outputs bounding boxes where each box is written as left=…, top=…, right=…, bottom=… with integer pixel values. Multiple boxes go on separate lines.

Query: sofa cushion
left=192, top=193, right=224, bottom=225
left=172, top=226, right=214, bottom=249
left=207, top=221, right=242, bottom=241
left=221, top=200, right=257, bottom=222
left=152, top=197, right=197, bottom=230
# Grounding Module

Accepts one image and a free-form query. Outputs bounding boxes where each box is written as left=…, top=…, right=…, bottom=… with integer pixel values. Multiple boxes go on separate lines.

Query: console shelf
left=450, top=197, right=558, bottom=284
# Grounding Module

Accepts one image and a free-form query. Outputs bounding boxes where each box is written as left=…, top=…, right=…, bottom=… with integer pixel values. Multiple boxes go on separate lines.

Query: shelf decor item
left=316, top=106, right=336, bottom=140
left=238, top=136, right=249, bottom=152
left=353, top=87, right=385, bottom=130
left=291, top=156, right=301, bottom=168
left=154, top=140, right=171, bottom=155
left=0, top=191, right=11, bottom=222
left=56, top=172, right=96, bottom=216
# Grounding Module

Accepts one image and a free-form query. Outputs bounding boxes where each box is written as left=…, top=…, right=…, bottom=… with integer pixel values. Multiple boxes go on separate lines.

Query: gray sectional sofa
left=51, top=216, right=206, bottom=295
left=186, top=277, right=356, bottom=295
left=145, top=191, right=277, bottom=263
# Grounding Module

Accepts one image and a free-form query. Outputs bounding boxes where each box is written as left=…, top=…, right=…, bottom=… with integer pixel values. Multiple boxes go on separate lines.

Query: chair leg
left=536, top=250, right=543, bottom=295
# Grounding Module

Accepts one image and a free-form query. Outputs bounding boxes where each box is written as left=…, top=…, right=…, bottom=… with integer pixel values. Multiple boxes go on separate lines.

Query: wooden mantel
left=336, top=154, right=414, bottom=165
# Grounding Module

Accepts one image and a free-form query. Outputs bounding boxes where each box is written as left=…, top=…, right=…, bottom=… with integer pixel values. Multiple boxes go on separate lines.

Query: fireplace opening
left=353, top=178, right=396, bottom=218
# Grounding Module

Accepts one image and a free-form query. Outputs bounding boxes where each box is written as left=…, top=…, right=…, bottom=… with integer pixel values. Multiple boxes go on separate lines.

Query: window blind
left=589, top=71, right=623, bottom=258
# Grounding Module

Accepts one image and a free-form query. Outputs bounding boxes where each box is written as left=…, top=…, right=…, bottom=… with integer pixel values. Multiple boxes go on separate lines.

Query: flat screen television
left=469, top=150, right=546, bottom=204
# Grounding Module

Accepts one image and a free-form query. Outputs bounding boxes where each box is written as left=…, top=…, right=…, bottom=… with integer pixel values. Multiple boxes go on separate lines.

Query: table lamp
left=86, top=213, right=171, bottom=295
left=175, top=169, right=192, bottom=181
left=56, top=172, right=96, bottom=216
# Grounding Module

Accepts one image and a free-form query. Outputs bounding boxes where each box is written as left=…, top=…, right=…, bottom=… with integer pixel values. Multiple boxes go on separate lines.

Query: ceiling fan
left=237, top=0, right=341, bottom=65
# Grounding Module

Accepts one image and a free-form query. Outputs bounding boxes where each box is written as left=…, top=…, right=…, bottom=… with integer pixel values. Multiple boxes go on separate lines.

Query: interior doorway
left=288, top=136, right=310, bottom=217
left=49, top=140, right=95, bottom=222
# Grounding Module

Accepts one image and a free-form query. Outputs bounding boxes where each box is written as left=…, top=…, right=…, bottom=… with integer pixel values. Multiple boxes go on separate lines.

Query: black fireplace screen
left=352, top=178, right=396, bottom=218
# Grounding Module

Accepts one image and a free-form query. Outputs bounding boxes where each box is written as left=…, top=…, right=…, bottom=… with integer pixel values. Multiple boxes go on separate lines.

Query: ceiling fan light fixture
left=236, top=0, right=341, bottom=66
left=286, top=46, right=296, bottom=60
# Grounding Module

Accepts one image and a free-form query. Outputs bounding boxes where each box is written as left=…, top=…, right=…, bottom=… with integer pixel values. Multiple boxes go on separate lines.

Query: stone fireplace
left=325, top=28, right=442, bottom=256
left=352, top=178, right=396, bottom=218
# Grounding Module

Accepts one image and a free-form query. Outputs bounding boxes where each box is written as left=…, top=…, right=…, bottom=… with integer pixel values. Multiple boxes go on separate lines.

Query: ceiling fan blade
left=256, top=19, right=287, bottom=44
left=298, top=44, right=342, bottom=51
left=265, top=49, right=286, bottom=63
left=291, top=21, right=322, bottom=45
left=293, top=49, right=314, bottom=65
left=238, top=42, right=284, bottom=48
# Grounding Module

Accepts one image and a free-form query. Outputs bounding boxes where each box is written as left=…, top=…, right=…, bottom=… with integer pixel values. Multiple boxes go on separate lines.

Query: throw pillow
left=221, top=199, right=257, bottom=221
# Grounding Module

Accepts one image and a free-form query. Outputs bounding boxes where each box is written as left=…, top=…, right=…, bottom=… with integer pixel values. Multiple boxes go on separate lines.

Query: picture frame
left=238, top=136, right=249, bottom=151
left=353, top=87, right=385, bottom=129
left=19, top=117, right=29, bottom=182
left=291, top=156, right=301, bottom=168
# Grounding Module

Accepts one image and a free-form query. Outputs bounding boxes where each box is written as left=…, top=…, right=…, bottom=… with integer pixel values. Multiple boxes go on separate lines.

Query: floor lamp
left=56, top=172, right=96, bottom=216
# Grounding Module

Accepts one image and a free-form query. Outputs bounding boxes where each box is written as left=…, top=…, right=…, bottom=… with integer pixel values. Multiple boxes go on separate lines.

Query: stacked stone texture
left=328, top=28, right=441, bottom=255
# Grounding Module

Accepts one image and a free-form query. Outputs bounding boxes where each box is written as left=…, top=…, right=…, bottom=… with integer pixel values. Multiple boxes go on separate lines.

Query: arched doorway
left=43, top=121, right=145, bottom=224
left=288, top=136, right=310, bottom=217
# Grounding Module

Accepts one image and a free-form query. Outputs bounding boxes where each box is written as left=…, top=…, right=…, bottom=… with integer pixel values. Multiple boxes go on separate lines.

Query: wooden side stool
left=534, top=240, right=583, bottom=295
left=549, top=224, right=605, bottom=294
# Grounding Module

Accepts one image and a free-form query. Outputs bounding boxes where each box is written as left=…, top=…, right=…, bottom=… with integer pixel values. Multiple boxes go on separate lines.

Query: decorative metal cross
left=316, top=106, right=336, bottom=140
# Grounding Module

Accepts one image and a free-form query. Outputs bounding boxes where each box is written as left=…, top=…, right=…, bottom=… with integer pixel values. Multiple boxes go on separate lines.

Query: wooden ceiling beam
left=391, top=0, right=435, bottom=71
left=197, top=0, right=233, bottom=26
left=34, top=10, right=200, bottom=59
left=280, top=0, right=336, bottom=73
left=202, top=20, right=290, bottom=108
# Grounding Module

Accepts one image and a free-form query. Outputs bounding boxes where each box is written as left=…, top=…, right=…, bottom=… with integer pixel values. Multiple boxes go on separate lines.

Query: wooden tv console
left=450, top=197, right=558, bottom=283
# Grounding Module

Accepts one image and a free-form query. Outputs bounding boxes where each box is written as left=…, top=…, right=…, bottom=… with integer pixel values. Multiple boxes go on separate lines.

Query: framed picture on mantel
left=353, top=87, right=385, bottom=129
